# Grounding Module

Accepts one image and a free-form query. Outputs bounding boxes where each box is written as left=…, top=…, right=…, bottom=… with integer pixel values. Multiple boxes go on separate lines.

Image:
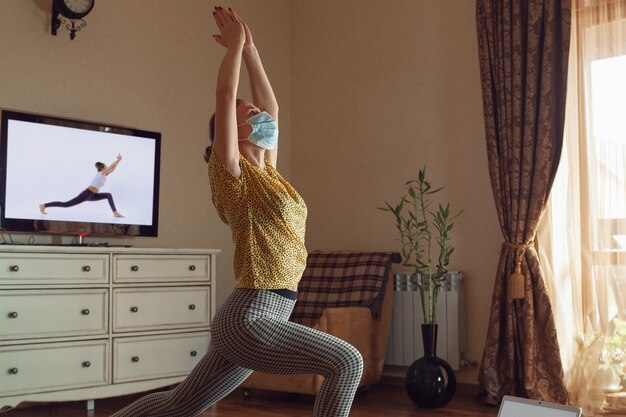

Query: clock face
left=63, top=0, right=93, bottom=14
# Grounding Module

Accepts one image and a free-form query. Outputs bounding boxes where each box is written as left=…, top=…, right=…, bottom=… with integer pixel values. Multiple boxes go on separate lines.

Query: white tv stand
left=0, top=245, right=219, bottom=412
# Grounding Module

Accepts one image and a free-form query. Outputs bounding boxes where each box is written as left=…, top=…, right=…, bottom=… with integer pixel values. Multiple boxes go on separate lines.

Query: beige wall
left=0, top=0, right=291, bottom=314
left=290, top=0, right=502, bottom=383
left=0, top=0, right=503, bottom=385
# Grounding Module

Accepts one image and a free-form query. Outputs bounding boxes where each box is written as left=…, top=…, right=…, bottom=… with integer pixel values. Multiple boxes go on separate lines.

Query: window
left=540, top=0, right=626, bottom=412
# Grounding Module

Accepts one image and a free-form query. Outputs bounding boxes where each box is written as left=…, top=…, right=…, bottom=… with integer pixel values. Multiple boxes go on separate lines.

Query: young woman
left=110, top=6, right=363, bottom=417
left=39, top=154, right=124, bottom=218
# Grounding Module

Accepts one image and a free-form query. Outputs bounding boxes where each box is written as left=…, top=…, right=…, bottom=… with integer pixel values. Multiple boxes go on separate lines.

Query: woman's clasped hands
left=212, top=6, right=245, bottom=49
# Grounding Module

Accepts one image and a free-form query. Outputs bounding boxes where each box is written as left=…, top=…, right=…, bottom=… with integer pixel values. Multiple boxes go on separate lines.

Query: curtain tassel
left=503, top=241, right=532, bottom=301
left=508, top=259, right=525, bottom=300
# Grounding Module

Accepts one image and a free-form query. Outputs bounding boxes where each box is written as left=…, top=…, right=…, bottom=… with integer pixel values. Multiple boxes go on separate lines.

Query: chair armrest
left=319, top=307, right=374, bottom=357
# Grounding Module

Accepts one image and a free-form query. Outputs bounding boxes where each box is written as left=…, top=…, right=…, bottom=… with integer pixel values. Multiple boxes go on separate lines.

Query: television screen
left=0, top=110, right=161, bottom=238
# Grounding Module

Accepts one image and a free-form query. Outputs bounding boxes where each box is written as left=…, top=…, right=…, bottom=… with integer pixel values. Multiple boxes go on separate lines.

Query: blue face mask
left=240, top=111, right=278, bottom=150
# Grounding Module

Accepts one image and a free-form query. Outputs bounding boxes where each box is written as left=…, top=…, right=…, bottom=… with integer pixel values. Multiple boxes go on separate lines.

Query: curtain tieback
left=502, top=241, right=533, bottom=301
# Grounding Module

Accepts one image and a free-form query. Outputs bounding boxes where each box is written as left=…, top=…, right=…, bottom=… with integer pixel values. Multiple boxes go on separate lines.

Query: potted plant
left=379, top=166, right=463, bottom=408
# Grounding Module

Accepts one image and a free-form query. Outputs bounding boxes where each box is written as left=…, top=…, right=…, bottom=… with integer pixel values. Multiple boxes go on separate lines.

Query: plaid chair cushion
left=290, top=251, right=401, bottom=328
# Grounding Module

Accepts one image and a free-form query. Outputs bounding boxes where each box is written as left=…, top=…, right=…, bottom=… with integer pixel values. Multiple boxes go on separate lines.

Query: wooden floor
left=4, top=380, right=499, bottom=417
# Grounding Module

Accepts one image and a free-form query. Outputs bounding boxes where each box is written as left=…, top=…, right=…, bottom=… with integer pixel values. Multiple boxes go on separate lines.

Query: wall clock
left=51, top=0, right=95, bottom=40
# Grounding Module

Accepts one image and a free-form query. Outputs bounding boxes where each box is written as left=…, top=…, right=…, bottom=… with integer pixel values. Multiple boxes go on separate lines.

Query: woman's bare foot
left=113, top=211, right=125, bottom=218
left=39, top=204, right=47, bottom=214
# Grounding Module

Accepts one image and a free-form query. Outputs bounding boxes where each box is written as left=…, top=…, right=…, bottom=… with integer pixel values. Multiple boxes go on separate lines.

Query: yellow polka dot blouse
left=208, top=152, right=308, bottom=289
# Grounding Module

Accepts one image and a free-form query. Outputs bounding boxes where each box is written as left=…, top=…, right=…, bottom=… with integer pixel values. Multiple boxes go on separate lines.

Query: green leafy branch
left=379, top=166, right=463, bottom=324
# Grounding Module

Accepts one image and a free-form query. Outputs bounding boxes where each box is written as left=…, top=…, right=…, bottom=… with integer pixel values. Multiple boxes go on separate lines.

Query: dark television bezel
left=0, top=110, right=161, bottom=238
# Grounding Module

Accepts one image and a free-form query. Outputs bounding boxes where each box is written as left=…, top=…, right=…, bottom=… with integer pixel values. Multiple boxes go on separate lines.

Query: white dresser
left=0, top=246, right=218, bottom=411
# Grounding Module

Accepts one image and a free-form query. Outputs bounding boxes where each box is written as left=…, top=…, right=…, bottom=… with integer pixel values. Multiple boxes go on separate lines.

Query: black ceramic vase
left=405, top=324, right=456, bottom=408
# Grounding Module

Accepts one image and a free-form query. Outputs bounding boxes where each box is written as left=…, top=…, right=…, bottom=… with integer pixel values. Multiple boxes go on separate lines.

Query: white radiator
left=384, top=271, right=466, bottom=370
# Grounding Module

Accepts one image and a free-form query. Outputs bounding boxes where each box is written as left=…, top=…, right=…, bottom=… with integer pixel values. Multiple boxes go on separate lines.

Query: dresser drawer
left=113, top=255, right=210, bottom=283
left=113, top=287, right=210, bottom=332
left=0, top=289, right=108, bottom=340
left=113, top=332, right=210, bottom=383
left=0, top=253, right=108, bottom=286
left=0, top=340, right=109, bottom=396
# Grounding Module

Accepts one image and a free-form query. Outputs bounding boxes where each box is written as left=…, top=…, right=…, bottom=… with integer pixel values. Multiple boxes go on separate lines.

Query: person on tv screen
left=111, top=6, right=362, bottom=417
left=39, top=154, right=124, bottom=218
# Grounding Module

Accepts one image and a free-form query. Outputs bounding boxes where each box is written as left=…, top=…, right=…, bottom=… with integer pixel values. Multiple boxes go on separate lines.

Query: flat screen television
left=0, top=110, right=161, bottom=240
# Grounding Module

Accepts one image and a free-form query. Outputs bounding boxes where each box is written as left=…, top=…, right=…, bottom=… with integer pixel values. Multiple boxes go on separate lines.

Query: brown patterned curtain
left=475, top=0, right=572, bottom=405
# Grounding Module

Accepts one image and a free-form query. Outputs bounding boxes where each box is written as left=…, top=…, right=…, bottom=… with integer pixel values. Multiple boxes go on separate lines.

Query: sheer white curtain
left=539, top=0, right=626, bottom=415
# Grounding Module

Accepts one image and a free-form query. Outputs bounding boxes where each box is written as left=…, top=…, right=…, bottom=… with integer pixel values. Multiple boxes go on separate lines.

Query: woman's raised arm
left=211, top=6, right=245, bottom=177
left=240, top=16, right=279, bottom=167
left=103, top=154, right=122, bottom=176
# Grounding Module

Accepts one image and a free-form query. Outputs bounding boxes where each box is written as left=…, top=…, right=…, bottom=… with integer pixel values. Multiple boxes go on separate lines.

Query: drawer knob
left=82, top=265, right=91, bottom=272
left=82, top=361, right=91, bottom=368
left=130, top=306, right=139, bottom=313
left=81, top=309, right=90, bottom=316
left=190, top=350, right=198, bottom=357
left=8, top=311, right=18, bottom=319
left=8, top=367, right=18, bottom=375
left=189, top=265, right=196, bottom=271
left=188, top=304, right=196, bottom=310
left=131, top=356, right=140, bottom=363
left=9, top=265, right=19, bottom=272
left=131, top=265, right=139, bottom=272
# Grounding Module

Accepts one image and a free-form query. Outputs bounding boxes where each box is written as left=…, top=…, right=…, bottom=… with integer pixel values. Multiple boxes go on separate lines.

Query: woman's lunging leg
left=248, top=317, right=363, bottom=417
left=89, top=192, right=118, bottom=212
left=44, top=189, right=94, bottom=209
left=110, top=348, right=251, bottom=417
left=214, top=290, right=364, bottom=417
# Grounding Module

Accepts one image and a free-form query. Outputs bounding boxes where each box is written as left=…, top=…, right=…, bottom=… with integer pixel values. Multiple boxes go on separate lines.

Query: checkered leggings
left=110, top=288, right=363, bottom=417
